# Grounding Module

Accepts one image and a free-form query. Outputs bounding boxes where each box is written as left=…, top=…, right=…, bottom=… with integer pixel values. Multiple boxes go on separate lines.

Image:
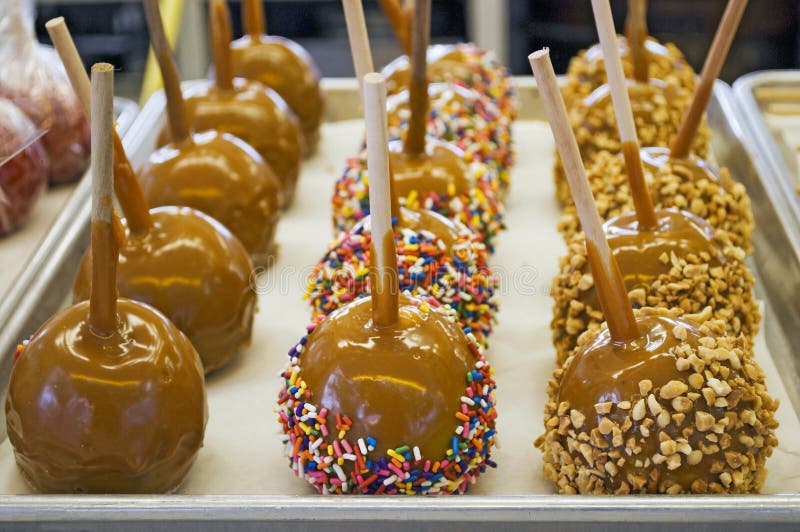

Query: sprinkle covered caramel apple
left=334, top=0, right=503, bottom=249
left=5, top=64, right=207, bottom=494
left=48, top=17, right=257, bottom=374
left=138, top=0, right=281, bottom=268
left=158, top=0, right=303, bottom=208
left=385, top=82, right=514, bottom=194
left=279, top=73, right=497, bottom=495
left=231, top=0, right=324, bottom=156
left=529, top=42, right=777, bottom=495
left=562, top=0, right=696, bottom=107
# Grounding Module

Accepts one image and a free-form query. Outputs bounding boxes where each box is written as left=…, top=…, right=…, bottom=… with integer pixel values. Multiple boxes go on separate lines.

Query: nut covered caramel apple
left=6, top=298, right=207, bottom=493
left=5, top=63, right=207, bottom=494
left=537, top=308, right=779, bottom=494
left=231, top=0, right=324, bottom=156
left=73, top=206, right=256, bottom=373
left=159, top=0, right=303, bottom=208
left=551, top=208, right=758, bottom=364
left=141, top=0, right=281, bottom=268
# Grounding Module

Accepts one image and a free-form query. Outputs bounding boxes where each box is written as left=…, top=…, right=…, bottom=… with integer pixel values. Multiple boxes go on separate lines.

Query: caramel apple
left=158, top=0, right=303, bottom=208
left=333, top=0, right=504, bottom=249
left=530, top=44, right=776, bottom=495
left=140, top=0, right=281, bottom=268
left=0, top=2, right=89, bottom=184
left=47, top=16, right=259, bottom=374
left=5, top=64, right=207, bottom=494
left=0, top=98, right=47, bottom=236
left=231, top=0, right=324, bottom=156
left=563, top=0, right=696, bottom=107
left=279, top=73, right=497, bottom=494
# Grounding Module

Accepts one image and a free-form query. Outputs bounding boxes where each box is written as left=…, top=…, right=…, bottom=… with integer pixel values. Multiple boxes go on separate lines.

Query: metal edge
left=0, top=494, right=797, bottom=523
left=732, top=71, right=800, bottom=252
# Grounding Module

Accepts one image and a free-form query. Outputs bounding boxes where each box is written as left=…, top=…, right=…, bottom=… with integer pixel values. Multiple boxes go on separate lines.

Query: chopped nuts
left=660, top=380, right=689, bottom=400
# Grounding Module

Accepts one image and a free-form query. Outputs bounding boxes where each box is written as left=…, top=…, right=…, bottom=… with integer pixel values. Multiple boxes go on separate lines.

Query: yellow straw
left=139, top=0, right=185, bottom=105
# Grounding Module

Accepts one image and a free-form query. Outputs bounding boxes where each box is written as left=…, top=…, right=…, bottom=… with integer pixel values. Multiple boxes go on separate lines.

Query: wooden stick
left=364, top=73, right=399, bottom=327
left=143, top=0, right=190, bottom=143
left=378, top=0, right=412, bottom=56
left=210, top=0, right=234, bottom=91
left=342, top=0, right=374, bottom=94
left=529, top=49, right=640, bottom=344
left=625, top=0, right=650, bottom=83
left=402, top=0, right=430, bottom=157
left=46, top=17, right=152, bottom=238
left=670, top=0, right=748, bottom=158
left=89, top=63, right=118, bottom=337
left=592, top=0, right=657, bottom=229
left=242, top=0, right=267, bottom=37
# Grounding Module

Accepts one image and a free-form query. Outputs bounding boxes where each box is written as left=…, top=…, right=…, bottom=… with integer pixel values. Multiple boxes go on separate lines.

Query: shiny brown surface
left=369, top=227, right=400, bottom=327
left=89, top=221, right=118, bottom=336
left=556, top=313, right=762, bottom=490
left=387, top=138, right=470, bottom=197
left=300, top=295, right=473, bottom=457
left=384, top=45, right=476, bottom=95
left=621, top=140, right=657, bottom=229
left=351, top=207, right=465, bottom=254
left=138, top=130, right=281, bottom=268
left=73, top=206, right=256, bottom=374
left=605, top=208, right=724, bottom=285
left=6, top=298, right=207, bottom=493
left=640, top=146, right=722, bottom=185
left=158, top=79, right=303, bottom=208
left=230, top=34, right=324, bottom=156
left=585, top=240, right=640, bottom=344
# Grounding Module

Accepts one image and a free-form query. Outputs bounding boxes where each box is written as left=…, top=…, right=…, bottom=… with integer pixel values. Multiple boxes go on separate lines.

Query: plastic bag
left=0, top=0, right=89, bottom=184
left=0, top=97, right=48, bottom=236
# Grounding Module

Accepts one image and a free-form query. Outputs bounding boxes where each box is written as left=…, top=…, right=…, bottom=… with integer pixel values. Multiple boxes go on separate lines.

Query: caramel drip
left=403, top=0, right=430, bottom=157
left=621, top=140, right=657, bottom=229
left=389, top=163, right=401, bottom=221
left=625, top=0, right=650, bottom=83
left=112, top=133, right=151, bottom=237
left=143, top=0, right=189, bottom=142
left=369, top=229, right=400, bottom=327
left=242, top=0, right=266, bottom=37
left=210, top=0, right=234, bottom=91
left=378, top=0, right=412, bottom=55
left=299, top=295, right=473, bottom=458
left=6, top=299, right=207, bottom=493
left=388, top=140, right=470, bottom=197
left=586, top=240, right=640, bottom=344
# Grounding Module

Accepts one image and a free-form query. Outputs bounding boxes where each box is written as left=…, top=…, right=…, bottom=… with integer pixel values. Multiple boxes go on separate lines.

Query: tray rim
left=0, top=81, right=798, bottom=526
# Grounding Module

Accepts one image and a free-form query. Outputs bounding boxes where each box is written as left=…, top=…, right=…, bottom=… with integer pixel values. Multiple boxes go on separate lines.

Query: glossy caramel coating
left=6, top=298, right=207, bottom=493
left=158, top=79, right=303, bottom=208
left=388, top=139, right=471, bottom=198
left=230, top=35, right=324, bottom=156
left=138, top=130, right=281, bottom=267
left=558, top=148, right=754, bottom=252
left=299, top=295, right=473, bottom=458
left=554, top=79, right=709, bottom=205
left=539, top=309, right=779, bottom=494
left=392, top=206, right=466, bottom=251
left=563, top=36, right=696, bottom=106
left=551, top=208, right=759, bottom=364
left=73, top=206, right=256, bottom=373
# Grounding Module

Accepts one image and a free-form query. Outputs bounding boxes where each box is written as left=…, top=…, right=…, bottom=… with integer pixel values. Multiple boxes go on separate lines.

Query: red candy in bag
left=0, top=0, right=89, bottom=184
left=0, top=98, right=48, bottom=236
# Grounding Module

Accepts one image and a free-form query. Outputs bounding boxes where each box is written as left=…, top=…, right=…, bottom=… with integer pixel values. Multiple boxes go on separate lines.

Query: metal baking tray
left=0, top=79, right=797, bottom=530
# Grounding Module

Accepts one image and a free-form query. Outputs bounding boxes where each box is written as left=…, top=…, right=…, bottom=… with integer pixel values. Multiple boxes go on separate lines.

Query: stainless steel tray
left=0, top=80, right=797, bottom=530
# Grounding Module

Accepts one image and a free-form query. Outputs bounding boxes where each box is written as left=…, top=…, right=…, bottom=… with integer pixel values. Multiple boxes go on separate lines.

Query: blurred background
left=32, top=0, right=800, bottom=99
